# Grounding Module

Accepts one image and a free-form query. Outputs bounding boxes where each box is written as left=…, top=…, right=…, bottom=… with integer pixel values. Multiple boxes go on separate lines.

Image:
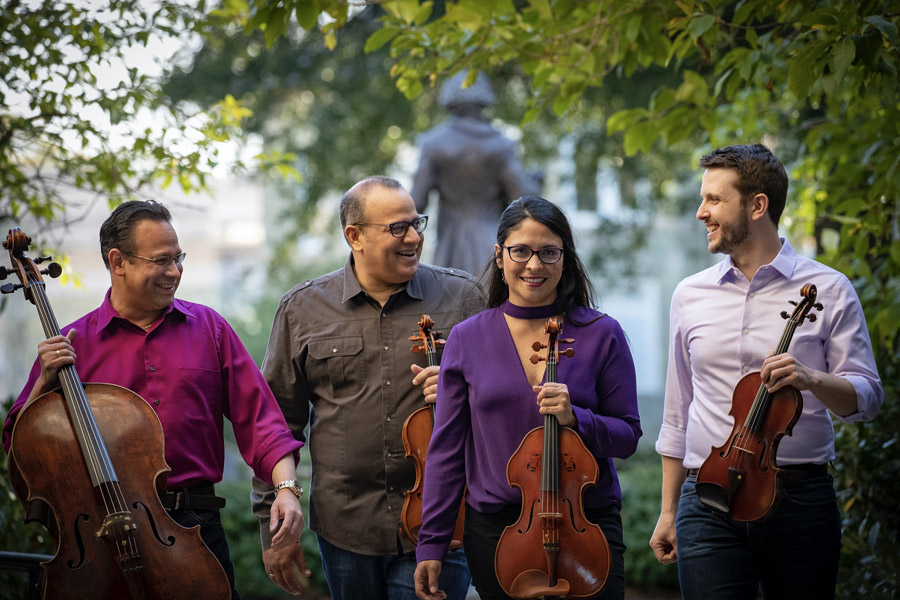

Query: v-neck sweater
left=416, top=304, right=642, bottom=562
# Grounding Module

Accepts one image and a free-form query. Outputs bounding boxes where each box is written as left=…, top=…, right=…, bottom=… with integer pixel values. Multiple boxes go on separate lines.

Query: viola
left=495, top=318, right=610, bottom=599
left=695, top=284, right=823, bottom=522
left=400, top=315, right=465, bottom=548
left=2, top=228, right=230, bottom=599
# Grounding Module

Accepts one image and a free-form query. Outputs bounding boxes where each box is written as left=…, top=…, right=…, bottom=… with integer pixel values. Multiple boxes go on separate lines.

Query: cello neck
left=26, top=274, right=118, bottom=488
left=541, top=321, right=561, bottom=494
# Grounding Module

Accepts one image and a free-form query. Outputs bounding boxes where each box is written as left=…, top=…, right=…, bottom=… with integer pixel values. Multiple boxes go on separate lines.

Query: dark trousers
left=676, top=472, right=841, bottom=600
left=463, top=503, right=626, bottom=600
left=168, top=508, right=241, bottom=600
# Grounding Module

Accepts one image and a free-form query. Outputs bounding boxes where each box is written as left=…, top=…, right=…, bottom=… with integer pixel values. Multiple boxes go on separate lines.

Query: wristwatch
left=274, top=479, right=303, bottom=499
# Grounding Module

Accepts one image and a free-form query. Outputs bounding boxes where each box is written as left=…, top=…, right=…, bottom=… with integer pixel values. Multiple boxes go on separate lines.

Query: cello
left=2, top=228, right=230, bottom=599
left=495, top=318, right=610, bottom=599
left=695, top=284, right=823, bottom=522
left=400, top=314, right=465, bottom=548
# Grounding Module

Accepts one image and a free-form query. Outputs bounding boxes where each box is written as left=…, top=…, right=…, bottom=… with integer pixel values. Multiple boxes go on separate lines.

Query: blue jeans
left=316, top=534, right=471, bottom=600
left=676, top=473, right=841, bottom=600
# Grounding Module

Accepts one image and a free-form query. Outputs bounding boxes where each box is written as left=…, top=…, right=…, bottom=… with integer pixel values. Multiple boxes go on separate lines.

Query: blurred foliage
left=0, top=0, right=295, bottom=246
left=616, top=450, right=680, bottom=592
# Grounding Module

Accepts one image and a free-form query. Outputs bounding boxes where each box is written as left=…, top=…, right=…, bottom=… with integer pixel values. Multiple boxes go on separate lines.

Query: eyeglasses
left=126, top=252, right=187, bottom=268
left=501, top=245, right=564, bottom=264
left=357, top=215, right=428, bottom=238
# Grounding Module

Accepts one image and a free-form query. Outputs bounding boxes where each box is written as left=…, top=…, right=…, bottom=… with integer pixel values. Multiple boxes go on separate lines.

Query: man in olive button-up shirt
left=252, top=176, right=484, bottom=599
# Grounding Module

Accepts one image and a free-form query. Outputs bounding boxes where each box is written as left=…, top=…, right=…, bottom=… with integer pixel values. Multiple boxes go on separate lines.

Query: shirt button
left=332, top=347, right=337, bottom=353
left=149, top=366, right=156, bottom=372
left=383, top=345, right=389, bottom=351
left=386, top=380, right=391, bottom=386
left=389, top=485, right=395, bottom=491
left=386, top=452, right=392, bottom=458
left=743, top=365, right=750, bottom=372
left=749, top=292, right=756, bottom=298
left=153, top=399, right=160, bottom=405
left=386, top=416, right=392, bottom=422
left=743, top=328, right=750, bottom=335
left=381, top=313, right=386, bottom=318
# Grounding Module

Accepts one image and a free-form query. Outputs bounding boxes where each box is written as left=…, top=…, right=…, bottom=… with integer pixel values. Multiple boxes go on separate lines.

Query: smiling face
left=109, top=219, right=183, bottom=319
left=346, top=184, right=424, bottom=298
left=495, top=217, right=564, bottom=307
left=697, top=167, right=752, bottom=256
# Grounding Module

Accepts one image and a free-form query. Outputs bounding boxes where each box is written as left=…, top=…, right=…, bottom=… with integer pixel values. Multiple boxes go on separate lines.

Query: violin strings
left=729, top=316, right=798, bottom=476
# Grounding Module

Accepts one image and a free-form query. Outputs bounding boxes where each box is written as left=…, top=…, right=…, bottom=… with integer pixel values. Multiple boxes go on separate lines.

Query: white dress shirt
left=656, top=239, right=883, bottom=468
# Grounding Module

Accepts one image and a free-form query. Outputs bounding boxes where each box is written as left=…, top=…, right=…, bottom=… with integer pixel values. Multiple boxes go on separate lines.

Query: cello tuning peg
left=780, top=310, right=790, bottom=319
left=434, top=329, right=444, bottom=337
left=559, top=348, right=575, bottom=358
left=529, top=354, right=545, bottom=365
left=0, top=265, right=9, bottom=280
left=807, top=314, right=817, bottom=322
left=33, top=255, right=52, bottom=264
left=410, top=344, right=423, bottom=354
left=41, top=263, right=63, bottom=279
left=531, top=341, right=545, bottom=351
left=814, top=302, right=823, bottom=310
left=788, top=300, right=798, bottom=306
left=559, top=337, right=574, bottom=344
left=435, top=339, right=446, bottom=347
left=408, top=335, right=420, bottom=342
left=1, top=282, right=23, bottom=294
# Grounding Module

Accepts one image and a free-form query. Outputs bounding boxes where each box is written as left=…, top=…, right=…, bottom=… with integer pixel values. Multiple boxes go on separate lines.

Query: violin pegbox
left=780, top=283, right=824, bottom=325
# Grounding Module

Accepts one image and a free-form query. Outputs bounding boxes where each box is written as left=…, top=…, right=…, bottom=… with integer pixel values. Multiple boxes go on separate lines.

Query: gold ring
left=56, top=350, right=61, bottom=357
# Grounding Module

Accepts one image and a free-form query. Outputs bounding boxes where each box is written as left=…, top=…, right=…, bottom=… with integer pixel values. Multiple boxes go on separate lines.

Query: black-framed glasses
left=501, top=245, right=564, bottom=264
left=126, top=252, right=187, bottom=268
left=357, top=215, right=428, bottom=238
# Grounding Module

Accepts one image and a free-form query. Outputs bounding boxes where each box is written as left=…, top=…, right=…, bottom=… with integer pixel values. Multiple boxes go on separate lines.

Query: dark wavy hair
left=486, top=196, right=596, bottom=315
left=699, top=143, right=788, bottom=226
left=99, top=200, right=172, bottom=270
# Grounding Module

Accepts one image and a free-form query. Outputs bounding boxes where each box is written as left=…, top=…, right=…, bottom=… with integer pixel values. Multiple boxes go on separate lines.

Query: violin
left=495, top=318, right=610, bottom=599
left=2, top=228, right=230, bottom=599
left=400, top=315, right=465, bottom=548
left=695, top=284, right=823, bottom=522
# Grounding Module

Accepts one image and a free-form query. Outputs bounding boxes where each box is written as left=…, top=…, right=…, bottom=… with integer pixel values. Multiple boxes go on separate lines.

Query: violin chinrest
left=509, top=570, right=571, bottom=599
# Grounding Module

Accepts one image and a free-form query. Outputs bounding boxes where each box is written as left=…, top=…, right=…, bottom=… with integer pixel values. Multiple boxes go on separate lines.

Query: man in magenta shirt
left=2, top=200, right=304, bottom=599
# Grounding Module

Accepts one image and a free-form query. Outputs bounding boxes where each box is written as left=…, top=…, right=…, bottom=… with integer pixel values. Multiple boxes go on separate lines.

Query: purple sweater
left=416, top=305, right=641, bottom=562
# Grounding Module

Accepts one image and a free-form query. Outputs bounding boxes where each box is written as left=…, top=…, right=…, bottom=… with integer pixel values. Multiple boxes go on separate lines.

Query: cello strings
left=29, top=271, right=138, bottom=558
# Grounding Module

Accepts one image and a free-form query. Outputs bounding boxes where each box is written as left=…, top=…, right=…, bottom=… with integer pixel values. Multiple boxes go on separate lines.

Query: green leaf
left=606, top=108, right=649, bottom=134
left=295, top=0, right=320, bottom=31
left=624, top=121, right=657, bottom=156
left=788, top=42, right=828, bottom=99
left=364, top=27, right=399, bottom=53
left=864, top=15, right=899, bottom=49
left=828, top=37, right=856, bottom=84
left=686, top=15, right=716, bottom=40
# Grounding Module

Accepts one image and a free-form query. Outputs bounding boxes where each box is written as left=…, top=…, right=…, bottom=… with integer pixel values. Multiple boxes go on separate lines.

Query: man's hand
left=264, top=543, right=311, bottom=596
left=27, top=329, right=78, bottom=405
left=760, top=352, right=815, bottom=393
left=270, top=490, right=305, bottom=550
left=411, top=364, right=440, bottom=405
left=413, top=559, right=446, bottom=600
left=649, top=512, right=678, bottom=564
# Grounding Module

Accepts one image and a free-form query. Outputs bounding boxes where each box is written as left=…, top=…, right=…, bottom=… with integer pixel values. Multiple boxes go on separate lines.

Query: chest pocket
left=309, top=336, right=364, bottom=399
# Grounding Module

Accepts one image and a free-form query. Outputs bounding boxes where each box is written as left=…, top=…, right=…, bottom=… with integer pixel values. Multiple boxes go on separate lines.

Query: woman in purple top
left=413, top=196, right=641, bottom=600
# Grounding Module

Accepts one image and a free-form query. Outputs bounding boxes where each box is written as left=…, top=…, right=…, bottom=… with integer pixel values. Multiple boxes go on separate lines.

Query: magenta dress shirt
left=3, top=290, right=301, bottom=489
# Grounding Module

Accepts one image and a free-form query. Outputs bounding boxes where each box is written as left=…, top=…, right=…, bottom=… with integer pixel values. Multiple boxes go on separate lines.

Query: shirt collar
left=96, top=288, right=192, bottom=333
left=340, top=254, right=422, bottom=304
left=716, top=238, right=797, bottom=284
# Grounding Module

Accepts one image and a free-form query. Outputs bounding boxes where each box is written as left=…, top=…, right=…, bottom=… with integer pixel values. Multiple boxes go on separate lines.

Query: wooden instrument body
left=495, top=425, right=610, bottom=599
left=11, top=383, right=231, bottom=600
left=695, top=372, right=802, bottom=522
left=400, top=405, right=466, bottom=548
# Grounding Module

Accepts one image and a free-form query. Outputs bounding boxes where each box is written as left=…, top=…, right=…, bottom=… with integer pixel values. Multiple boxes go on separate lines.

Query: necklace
left=141, top=322, right=153, bottom=330
left=500, top=299, right=560, bottom=319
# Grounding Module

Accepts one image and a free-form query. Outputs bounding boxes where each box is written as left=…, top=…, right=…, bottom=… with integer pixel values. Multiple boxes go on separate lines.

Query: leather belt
left=687, top=463, right=828, bottom=482
left=159, top=483, right=226, bottom=511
